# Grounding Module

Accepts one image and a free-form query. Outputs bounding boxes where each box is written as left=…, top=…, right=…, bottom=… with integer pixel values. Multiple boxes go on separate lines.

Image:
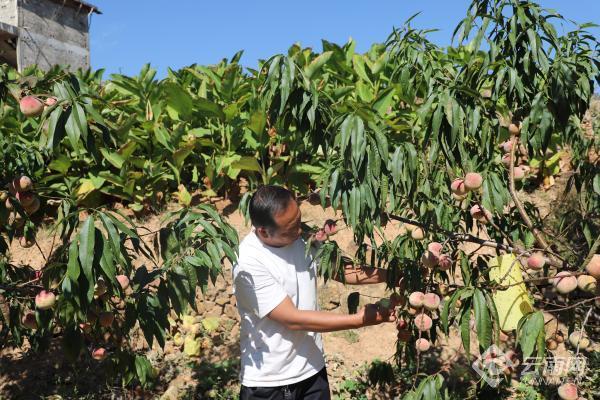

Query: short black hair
left=249, top=185, right=295, bottom=231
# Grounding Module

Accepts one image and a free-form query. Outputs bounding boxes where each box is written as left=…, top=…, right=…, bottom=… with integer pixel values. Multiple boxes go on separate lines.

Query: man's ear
left=255, top=226, right=269, bottom=239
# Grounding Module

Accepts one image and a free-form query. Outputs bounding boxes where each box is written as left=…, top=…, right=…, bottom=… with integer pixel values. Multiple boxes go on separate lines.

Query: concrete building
left=0, top=0, right=100, bottom=71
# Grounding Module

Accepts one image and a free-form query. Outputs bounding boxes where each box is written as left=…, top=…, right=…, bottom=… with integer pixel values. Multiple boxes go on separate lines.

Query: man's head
left=249, top=185, right=302, bottom=247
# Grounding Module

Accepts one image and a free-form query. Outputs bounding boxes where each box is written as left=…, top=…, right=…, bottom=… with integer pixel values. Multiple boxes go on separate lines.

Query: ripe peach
left=427, top=242, right=443, bottom=256
left=470, top=205, right=492, bottom=223
left=116, top=275, right=130, bottom=290
left=552, top=272, right=578, bottom=294
left=22, top=312, right=37, bottom=329
left=91, top=347, right=107, bottom=361
left=79, top=322, right=92, bottom=334
left=451, top=193, right=467, bottom=201
left=508, top=123, right=520, bottom=136
left=526, top=252, right=546, bottom=270
left=12, top=175, right=33, bottom=192
left=421, top=251, right=439, bottom=268
left=411, top=227, right=425, bottom=241
left=585, top=254, right=600, bottom=279
left=414, top=314, right=433, bottom=331
left=44, top=97, right=58, bottom=107
left=438, top=255, right=452, bottom=271
left=499, top=141, right=513, bottom=153
left=546, top=338, right=558, bottom=350
left=19, top=96, right=44, bottom=117
left=35, top=290, right=56, bottom=310
left=24, top=197, right=40, bottom=215
left=415, top=338, right=431, bottom=352
left=502, top=154, right=512, bottom=168
left=568, top=331, right=590, bottom=350
left=5, top=198, right=13, bottom=210
left=314, top=229, right=327, bottom=242
left=577, top=275, right=597, bottom=293
left=19, top=236, right=35, bottom=248
left=404, top=223, right=417, bottom=232
left=408, top=292, right=425, bottom=308
left=450, top=179, right=467, bottom=196
left=464, top=173, right=483, bottom=190
left=557, top=383, right=578, bottom=400
left=554, top=331, right=565, bottom=343
left=16, top=191, right=35, bottom=207
left=323, top=219, right=337, bottom=235
left=513, top=166, right=526, bottom=181
left=423, top=293, right=440, bottom=311
left=99, top=312, right=114, bottom=327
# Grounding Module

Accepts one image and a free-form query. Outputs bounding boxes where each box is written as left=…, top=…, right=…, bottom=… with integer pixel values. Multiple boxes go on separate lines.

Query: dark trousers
left=239, top=367, right=330, bottom=400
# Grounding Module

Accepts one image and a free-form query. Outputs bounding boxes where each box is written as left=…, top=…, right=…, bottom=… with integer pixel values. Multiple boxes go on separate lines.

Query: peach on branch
left=423, top=293, right=440, bottom=311
left=508, top=123, right=521, bottom=136
left=554, top=331, right=565, bottom=343
left=415, top=338, right=431, bottom=352
left=91, top=347, right=108, bottom=361
left=16, top=191, right=36, bottom=207
left=546, top=338, right=558, bottom=350
left=470, top=205, right=492, bottom=223
left=499, top=141, right=513, bottom=153
left=313, top=229, right=327, bottom=242
left=24, top=197, right=40, bottom=215
left=414, top=314, right=433, bottom=331
left=450, top=179, right=467, bottom=196
left=408, top=292, right=425, bottom=308
left=411, top=227, right=425, bottom=241
left=19, top=96, right=44, bottom=117
left=502, top=154, right=512, bottom=168
left=557, top=383, right=578, bottom=400
left=116, top=275, right=130, bottom=290
left=438, top=255, right=452, bottom=271
left=427, top=242, right=443, bottom=256
left=526, top=252, right=546, bottom=270
left=323, top=219, right=337, bottom=235
left=451, top=193, right=467, bottom=201
left=12, top=175, right=33, bottom=192
left=568, top=331, right=590, bottom=350
left=513, top=166, right=526, bottom=181
left=35, top=290, right=56, bottom=310
left=551, top=272, right=578, bottom=294
left=44, top=96, right=58, bottom=107
left=464, top=172, right=483, bottom=190
left=577, top=275, right=597, bottom=293
left=22, top=312, right=37, bottom=329
left=420, top=251, right=439, bottom=268
left=585, top=254, right=600, bottom=279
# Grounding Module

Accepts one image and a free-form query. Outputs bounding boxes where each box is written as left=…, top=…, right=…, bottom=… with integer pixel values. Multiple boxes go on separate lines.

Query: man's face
left=256, top=199, right=302, bottom=248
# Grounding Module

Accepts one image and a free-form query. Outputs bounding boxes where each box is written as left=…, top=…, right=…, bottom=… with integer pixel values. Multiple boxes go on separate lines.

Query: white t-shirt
left=232, top=230, right=325, bottom=387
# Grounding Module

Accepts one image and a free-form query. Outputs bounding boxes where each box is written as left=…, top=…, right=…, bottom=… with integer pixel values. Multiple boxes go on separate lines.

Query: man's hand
left=356, top=303, right=396, bottom=327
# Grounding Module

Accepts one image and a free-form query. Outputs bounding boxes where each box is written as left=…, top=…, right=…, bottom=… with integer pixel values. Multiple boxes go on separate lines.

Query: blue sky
left=90, top=1, right=599, bottom=78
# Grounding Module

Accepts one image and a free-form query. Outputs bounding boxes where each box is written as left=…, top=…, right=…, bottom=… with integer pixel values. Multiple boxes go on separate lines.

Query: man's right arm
left=267, top=296, right=395, bottom=333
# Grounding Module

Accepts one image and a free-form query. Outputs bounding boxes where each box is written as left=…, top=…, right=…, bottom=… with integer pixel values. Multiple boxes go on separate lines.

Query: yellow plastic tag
left=488, top=254, right=533, bottom=331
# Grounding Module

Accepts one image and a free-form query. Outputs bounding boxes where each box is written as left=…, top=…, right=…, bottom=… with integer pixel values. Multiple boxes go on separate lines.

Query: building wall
left=18, top=0, right=91, bottom=71
left=0, top=0, right=17, bottom=27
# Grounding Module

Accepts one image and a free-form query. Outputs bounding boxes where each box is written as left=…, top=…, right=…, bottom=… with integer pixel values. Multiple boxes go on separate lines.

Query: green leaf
left=518, top=311, right=544, bottom=359
left=305, top=51, right=333, bottom=79
left=473, top=289, right=492, bottom=350
left=99, top=148, right=125, bottom=169
left=78, top=216, right=96, bottom=282
left=163, top=82, right=193, bottom=120
left=231, top=156, right=262, bottom=172
left=67, top=240, right=81, bottom=281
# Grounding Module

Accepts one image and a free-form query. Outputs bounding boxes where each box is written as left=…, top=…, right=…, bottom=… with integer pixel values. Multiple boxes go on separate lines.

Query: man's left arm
left=335, top=261, right=403, bottom=287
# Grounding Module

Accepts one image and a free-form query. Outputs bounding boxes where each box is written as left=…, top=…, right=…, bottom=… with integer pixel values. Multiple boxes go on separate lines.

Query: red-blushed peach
left=513, top=166, right=526, bottom=181
left=116, top=275, right=130, bottom=290
left=91, top=347, right=108, bottom=361
left=470, top=205, right=492, bottom=223
left=22, top=312, right=37, bottom=329
left=451, top=179, right=467, bottom=196
left=314, top=229, right=327, bottom=242
left=408, top=292, right=425, bottom=308
left=19, top=96, right=44, bottom=117
left=464, top=172, right=483, bottom=190
left=526, top=252, right=546, bottom=270
left=423, top=293, right=440, bottom=311
left=323, top=219, right=337, bottom=235
left=35, top=290, right=56, bottom=310
left=585, top=254, right=600, bottom=279
left=557, top=383, right=578, bottom=400
left=415, top=338, right=431, bottom=352
left=551, top=272, right=578, bottom=294
left=12, top=175, right=33, bottom=192
left=438, top=255, right=453, bottom=271
left=421, top=251, right=439, bottom=268
left=414, top=314, right=433, bottom=331
left=427, top=242, right=443, bottom=255
left=16, top=191, right=35, bottom=207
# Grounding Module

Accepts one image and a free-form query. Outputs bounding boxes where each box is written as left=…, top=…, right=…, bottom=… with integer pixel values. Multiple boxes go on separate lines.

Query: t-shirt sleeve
left=234, top=262, right=288, bottom=319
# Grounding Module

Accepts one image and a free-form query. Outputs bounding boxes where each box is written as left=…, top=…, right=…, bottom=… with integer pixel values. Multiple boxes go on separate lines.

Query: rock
left=224, top=304, right=239, bottom=320
left=201, top=316, right=220, bottom=333
left=230, top=324, right=240, bottom=339
left=183, top=335, right=201, bottom=357
left=229, top=295, right=237, bottom=306
left=160, top=385, right=179, bottom=400
left=319, top=284, right=342, bottom=311
left=215, top=293, right=229, bottom=307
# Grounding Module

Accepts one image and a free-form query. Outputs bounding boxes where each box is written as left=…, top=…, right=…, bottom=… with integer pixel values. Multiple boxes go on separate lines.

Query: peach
left=408, top=292, right=425, bottom=308
left=396, top=318, right=408, bottom=330
left=450, top=179, right=467, bottom=196
left=552, top=272, right=578, bottom=294
left=508, top=123, right=520, bottom=136
left=577, top=275, right=597, bottom=293
left=554, top=331, right=565, bottom=343
left=5, top=198, right=13, bottom=210
left=314, top=229, right=327, bottom=242
left=323, top=219, right=337, bottom=235
left=470, top=205, right=492, bottom=223
left=91, top=347, right=107, bottom=361
left=464, top=173, right=483, bottom=190
left=451, top=193, right=467, bottom=201
left=526, top=252, right=546, bottom=270
left=421, top=251, right=439, bottom=268
left=19, top=96, right=44, bottom=117
left=414, top=314, right=433, bottom=331
left=568, top=331, right=590, bottom=349
left=44, top=97, right=58, bottom=107
left=19, top=236, right=35, bottom=248
left=404, top=223, right=417, bottom=232
left=79, top=322, right=92, bottom=334
left=411, top=227, right=425, bottom=241
left=427, top=242, right=443, bottom=256
left=415, top=338, right=431, bottom=352
left=585, top=254, right=600, bottom=279
left=16, top=191, right=35, bottom=207
left=24, top=197, right=40, bottom=215
left=502, top=154, right=512, bottom=168
left=546, top=338, right=558, bottom=350
left=99, top=312, right=114, bottom=327
left=35, top=290, right=56, bottom=310
left=499, top=141, right=513, bottom=153
left=423, top=293, right=440, bottom=311
left=12, top=175, right=33, bottom=192
left=22, top=312, right=37, bottom=329
left=438, top=255, right=452, bottom=271
left=557, top=383, right=578, bottom=400
left=513, top=166, right=526, bottom=181
left=116, top=275, right=130, bottom=290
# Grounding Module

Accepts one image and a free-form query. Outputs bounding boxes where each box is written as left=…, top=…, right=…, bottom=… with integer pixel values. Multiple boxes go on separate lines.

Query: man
left=233, top=185, right=401, bottom=400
